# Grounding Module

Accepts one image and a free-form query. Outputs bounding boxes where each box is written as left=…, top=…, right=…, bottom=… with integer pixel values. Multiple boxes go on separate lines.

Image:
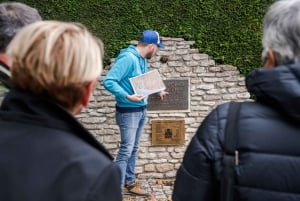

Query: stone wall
left=77, top=37, right=251, bottom=180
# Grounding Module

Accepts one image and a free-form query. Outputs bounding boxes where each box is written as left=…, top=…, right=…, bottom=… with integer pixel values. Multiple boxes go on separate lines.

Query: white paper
left=129, top=69, right=166, bottom=96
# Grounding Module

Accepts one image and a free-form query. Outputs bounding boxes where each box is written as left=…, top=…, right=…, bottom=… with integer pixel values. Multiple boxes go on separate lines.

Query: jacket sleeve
left=172, top=106, right=225, bottom=201
left=87, top=163, right=122, bottom=201
left=103, top=54, right=134, bottom=98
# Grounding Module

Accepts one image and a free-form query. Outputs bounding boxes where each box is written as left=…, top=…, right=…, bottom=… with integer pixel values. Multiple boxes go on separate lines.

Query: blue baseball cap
left=139, top=30, right=165, bottom=48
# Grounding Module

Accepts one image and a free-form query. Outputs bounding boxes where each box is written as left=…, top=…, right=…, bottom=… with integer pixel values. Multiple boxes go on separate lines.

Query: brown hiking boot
left=125, top=182, right=150, bottom=196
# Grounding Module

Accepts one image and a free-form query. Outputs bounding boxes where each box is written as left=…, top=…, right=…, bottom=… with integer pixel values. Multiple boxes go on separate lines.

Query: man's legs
left=125, top=109, right=146, bottom=184
left=115, top=109, right=147, bottom=189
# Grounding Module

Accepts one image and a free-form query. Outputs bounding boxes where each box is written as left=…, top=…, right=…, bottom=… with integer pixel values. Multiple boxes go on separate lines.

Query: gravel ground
left=122, top=179, right=174, bottom=201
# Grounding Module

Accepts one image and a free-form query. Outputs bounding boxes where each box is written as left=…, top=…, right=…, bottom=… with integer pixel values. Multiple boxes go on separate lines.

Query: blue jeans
left=115, top=109, right=147, bottom=188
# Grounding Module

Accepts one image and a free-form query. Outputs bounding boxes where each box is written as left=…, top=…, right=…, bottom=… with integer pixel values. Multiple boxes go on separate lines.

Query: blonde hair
left=6, top=20, right=103, bottom=109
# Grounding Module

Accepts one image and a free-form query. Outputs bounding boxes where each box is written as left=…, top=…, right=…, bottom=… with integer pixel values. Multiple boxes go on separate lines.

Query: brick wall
left=77, top=37, right=251, bottom=180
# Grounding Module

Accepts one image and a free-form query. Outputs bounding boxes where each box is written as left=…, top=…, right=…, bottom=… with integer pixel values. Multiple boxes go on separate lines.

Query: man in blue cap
left=103, top=30, right=168, bottom=196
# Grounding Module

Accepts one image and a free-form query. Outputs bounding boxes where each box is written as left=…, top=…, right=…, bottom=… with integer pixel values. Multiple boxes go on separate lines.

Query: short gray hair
left=262, top=0, right=300, bottom=65
left=0, top=2, right=42, bottom=52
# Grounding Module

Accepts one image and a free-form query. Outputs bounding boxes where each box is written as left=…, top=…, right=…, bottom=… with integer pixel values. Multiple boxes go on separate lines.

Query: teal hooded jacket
left=103, top=45, right=148, bottom=108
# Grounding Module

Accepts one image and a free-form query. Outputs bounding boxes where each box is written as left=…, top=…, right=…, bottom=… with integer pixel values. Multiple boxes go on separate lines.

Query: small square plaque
left=151, top=119, right=185, bottom=145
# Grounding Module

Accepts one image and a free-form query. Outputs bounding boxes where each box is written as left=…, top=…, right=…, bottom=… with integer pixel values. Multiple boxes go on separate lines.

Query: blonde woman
left=0, top=21, right=121, bottom=201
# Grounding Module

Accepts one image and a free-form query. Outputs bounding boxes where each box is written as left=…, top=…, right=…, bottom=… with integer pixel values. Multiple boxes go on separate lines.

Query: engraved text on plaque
left=147, top=79, right=189, bottom=112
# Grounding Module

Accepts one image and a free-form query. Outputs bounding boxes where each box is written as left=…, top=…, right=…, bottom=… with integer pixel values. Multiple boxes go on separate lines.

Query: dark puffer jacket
left=172, top=64, right=300, bottom=201
left=0, top=89, right=121, bottom=201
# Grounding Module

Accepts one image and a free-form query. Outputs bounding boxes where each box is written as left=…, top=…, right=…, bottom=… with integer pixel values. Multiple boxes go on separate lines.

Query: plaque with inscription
left=147, top=79, right=189, bottom=112
left=151, top=119, right=185, bottom=145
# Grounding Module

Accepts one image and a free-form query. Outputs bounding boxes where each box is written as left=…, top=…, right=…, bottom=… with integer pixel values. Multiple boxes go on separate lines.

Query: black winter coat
left=0, top=89, right=121, bottom=201
left=173, top=64, right=300, bottom=201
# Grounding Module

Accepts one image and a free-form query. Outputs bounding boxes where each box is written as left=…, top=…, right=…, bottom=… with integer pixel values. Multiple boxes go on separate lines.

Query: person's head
left=0, top=2, right=41, bottom=53
left=6, top=21, right=104, bottom=114
left=262, top=0, right=300, bottom=67
left=137, top=30, right=165, bottom=59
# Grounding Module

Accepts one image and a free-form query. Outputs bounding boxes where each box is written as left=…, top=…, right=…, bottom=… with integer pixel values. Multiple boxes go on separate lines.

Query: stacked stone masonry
left=77, top=37, right=250, bottom=182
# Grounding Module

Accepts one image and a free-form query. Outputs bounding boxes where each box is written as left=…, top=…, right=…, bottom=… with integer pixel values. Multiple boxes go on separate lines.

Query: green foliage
left=17, top=0, right=275, bottom=74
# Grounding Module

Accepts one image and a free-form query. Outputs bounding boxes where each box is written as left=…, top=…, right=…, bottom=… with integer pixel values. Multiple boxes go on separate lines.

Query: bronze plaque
left=151, top=119, right=185, bottom=145
left=147, top=79, right=189, bottom=111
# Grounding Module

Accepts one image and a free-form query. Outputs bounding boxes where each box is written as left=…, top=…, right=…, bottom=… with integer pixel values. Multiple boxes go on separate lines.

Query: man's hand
left=126, top=94, right=145, bottom=102
left=159, top=91, right=168, bottom=100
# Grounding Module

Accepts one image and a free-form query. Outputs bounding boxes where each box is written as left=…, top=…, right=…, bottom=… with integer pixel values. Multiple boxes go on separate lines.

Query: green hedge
left=17, top=0, right=274, bottom=74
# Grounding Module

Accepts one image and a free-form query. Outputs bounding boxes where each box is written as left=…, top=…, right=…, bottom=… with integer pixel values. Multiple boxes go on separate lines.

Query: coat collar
left=246, top=64, right=300, bottom=122
left=0, top=55, right=11, bottom=89
left=0, top=88, right=113, bottom=160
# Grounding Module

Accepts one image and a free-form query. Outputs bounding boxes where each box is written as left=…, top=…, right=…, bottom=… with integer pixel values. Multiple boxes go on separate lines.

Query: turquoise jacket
left=103, top=45, right=148, bottom=108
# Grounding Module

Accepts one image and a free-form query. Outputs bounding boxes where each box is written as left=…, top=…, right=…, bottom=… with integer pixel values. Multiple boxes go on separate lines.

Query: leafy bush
left=21, top=0, right=275, bottom=74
